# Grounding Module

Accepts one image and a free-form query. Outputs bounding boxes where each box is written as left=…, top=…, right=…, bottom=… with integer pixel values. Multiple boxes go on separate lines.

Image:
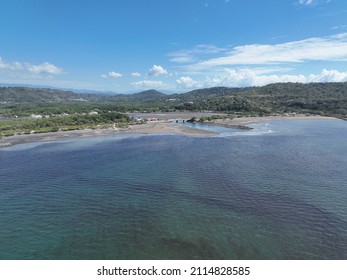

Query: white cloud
left=216, top=68, right=306, bottom=87
left=307, top=69, right=347, bottom=82
left=131, top=79, right=173, bottom=90
left=168, top=44, right=227, bottom=63
left=180, top=33, right=347, bottom=70
left=202, top=68, right=347, bottom=88
left=132, top=68, right=347, bottom=91
left=28, top=62, right=63, bottom=74
left=0, top=57, right=24, bottom=71
left=147, top=65, right=168, bottom=77
left=131, top=72, right=141, bottom=77
left=176, top=76, right=199, bottom=89
left=298, top=0, right=332, bottom=6
left=0, top=57, right=63, bottom=76
left=101, top=71, right=123, bottom=78
left=299, top=0, right=314, bottom=5
left=298, top=0, right=330, bottom=5
left=331, top=25, right=347, bottom=30
left=108, top=71, right=122, bottom=78
left=169, top=34, right=347, bottom=90
left=130, top=68, right=347, bottom=91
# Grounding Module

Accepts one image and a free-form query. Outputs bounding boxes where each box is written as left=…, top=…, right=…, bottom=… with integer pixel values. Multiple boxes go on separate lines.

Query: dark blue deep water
left=1, top=120, right=347, bottom=259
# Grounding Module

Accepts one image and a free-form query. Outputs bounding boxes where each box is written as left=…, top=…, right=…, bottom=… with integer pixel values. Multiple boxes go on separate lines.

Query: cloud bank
left=202, top=68, right=347, bottom=88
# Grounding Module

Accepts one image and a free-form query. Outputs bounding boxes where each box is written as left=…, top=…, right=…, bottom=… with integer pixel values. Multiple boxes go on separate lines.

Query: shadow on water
left=47, top=206, right=159, bottom=259
left=159, top=237, right=223, bottom=259
left=176, top=187, right=347, bottom=258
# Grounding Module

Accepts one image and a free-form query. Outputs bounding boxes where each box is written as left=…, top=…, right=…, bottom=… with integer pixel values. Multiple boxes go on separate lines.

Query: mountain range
left=1, top=83, right=347, bottom=118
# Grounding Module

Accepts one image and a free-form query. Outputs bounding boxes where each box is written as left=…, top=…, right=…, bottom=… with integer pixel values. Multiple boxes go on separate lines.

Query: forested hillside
left=170, top=83, right=347, bottom=117
left=1, top=82, right=347, bottom=119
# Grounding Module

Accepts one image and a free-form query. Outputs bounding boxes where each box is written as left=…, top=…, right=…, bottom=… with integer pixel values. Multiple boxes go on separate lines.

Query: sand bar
left=0, top=121, right=216, bottom=147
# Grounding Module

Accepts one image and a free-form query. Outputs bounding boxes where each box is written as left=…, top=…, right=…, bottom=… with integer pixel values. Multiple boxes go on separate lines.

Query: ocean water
left=0, top=119, right=346, bottom=260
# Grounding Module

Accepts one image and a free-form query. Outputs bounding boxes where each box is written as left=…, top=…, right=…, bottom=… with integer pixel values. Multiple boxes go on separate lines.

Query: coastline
left=0, top=121, right=217, bottom=147
left=0, top=114, right=338, bottom=147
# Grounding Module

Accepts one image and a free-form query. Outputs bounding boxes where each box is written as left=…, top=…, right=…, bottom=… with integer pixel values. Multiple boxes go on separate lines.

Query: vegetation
left=171, top=83, right=347, bottom=118
left=0, top=111, right=129, bottom=137
left=1, top=82, right=346, bottom=138
left=187, top=115, right=228, bottom=123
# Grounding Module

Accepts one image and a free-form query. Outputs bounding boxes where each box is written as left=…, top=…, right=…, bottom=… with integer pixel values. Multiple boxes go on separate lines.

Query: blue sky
left=1, top=0, right=347, bottom=93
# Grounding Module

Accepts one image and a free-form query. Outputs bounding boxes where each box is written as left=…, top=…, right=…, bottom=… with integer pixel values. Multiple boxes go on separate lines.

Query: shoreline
left=0, top=122, right=217, bottom=147
left=0, top=115, right=339, bottom=147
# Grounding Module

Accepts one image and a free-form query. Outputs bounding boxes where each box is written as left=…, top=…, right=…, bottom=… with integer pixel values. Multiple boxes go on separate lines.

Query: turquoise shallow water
left=0, top=119, right=347, bottom=259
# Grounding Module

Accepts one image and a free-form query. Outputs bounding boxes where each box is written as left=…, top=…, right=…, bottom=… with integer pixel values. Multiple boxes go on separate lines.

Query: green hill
left=1, top=83, right=347, bottom=119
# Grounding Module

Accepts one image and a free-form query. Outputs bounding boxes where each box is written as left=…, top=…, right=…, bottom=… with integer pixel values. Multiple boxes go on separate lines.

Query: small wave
left=184, top=122, right=280, bottom=138
left=216, top=128, right=276, bottom=138
left=1, top=142, right=47, bottom=151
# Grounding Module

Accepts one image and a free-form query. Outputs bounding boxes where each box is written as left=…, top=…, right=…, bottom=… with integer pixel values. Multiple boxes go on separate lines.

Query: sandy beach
left=0, top=114, right=338, bottom=147
left=0, top=121, right=216, bottom=147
